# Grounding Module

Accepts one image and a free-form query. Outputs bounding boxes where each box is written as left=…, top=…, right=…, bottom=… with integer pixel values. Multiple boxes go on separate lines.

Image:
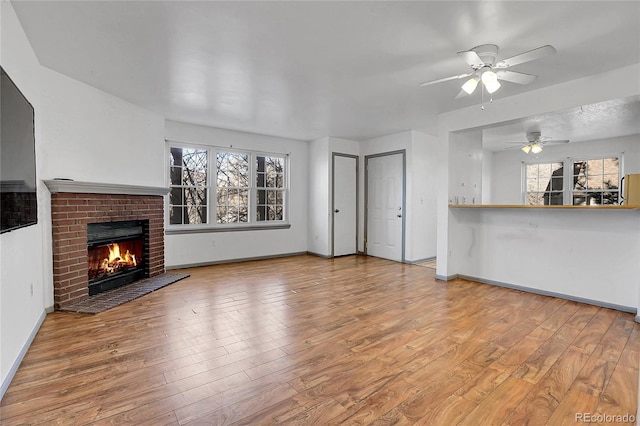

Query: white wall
left=448, top=130, right=483, bottom=205
left=307, top=137, right=330, bottom=256
left=490, top=134, right=640, bottom=204
left=449, top=207, right=639, bottom=311
left=1, top=1, right=48, bottom=397
left=164, top=120, right=309, bottom=267
left=1, top=1, right=166, bottom=397
left=409, top=131, right=438, bottom=261
left=38, top=67, right=165, bottom=186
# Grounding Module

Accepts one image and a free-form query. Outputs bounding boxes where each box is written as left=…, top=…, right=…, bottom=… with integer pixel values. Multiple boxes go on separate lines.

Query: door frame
left=364, top=150, right=406, bottom=262
left=331, top=152, right=359, bottom=257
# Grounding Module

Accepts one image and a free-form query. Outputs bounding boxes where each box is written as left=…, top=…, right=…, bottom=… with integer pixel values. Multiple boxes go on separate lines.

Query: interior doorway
left=365, top=150, right=405, bottom=262
left=332, top=153, right=358, bottom=257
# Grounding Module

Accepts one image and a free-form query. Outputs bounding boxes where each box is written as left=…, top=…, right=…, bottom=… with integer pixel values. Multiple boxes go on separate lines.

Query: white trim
left=1, top=310, right=47, bottom=399
left=44, top=180, right=169, bottom=196
left=166, top=251, right=308, bottom=269
left=445, top=273, right=635, bottom=314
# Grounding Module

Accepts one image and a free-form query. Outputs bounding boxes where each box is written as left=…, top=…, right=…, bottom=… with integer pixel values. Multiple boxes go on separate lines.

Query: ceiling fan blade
left=495, top=45, right=556, bottom=68
left=496, top=70, right=537, bottom=85
left=418, top=72, right=473, bottom=87
left=544, top=139, right=570, bottom=145
left=457, top=50, right=485, bottom=68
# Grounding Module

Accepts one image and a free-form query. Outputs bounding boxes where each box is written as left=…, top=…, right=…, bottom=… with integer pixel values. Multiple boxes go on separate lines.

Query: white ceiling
left=11, top=1, right=640, bottom=142
left=481, top=95, right=640, bottom=151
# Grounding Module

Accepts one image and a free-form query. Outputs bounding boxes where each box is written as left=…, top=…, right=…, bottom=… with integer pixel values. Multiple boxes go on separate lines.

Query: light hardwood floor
left=1, top=254, right=638, bottom=425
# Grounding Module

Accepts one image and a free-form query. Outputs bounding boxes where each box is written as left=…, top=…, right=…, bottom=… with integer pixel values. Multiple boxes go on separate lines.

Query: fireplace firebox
left=87, top=220, right=147, bottom=295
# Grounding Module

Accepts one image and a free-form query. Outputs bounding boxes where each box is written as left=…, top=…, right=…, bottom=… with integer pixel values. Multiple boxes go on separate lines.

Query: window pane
left=169, top=206, right=183, bottom=225
left=538, top=164, right=551, bottom=179
left=217, top=152, right=249, bottom=188
left=267, top=190, right=277, bottom=204
left=216, top=206, right=228, bottom=223
left=170, top=187, right=184, bottom=206
left=573, top=192, right=588, bottom=205
left=527, top=164, right=540, bottom=179
left=603, top=174, right=618, bottom=189
left=587, top=159, right=603, bottom=174
left=257, top=156, right=285, bottom=189
left=603, top=191, right=619, bottom=205
left=186, top=206, right=206, bottom=224
left=186, top=187, right=207, bottom=206
left=169, top=166, right=182, bottom=186
left=238, top=190, right=249, bottom=206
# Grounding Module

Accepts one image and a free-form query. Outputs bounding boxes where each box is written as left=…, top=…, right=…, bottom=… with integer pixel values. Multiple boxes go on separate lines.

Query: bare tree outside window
left=169, top=147, right=208, bottom=224
left=572, top=157, right=619, bottom=205
left=524, top=157, right=620, bottom=206
left=256, top=155, right=285, bottom=221
left=216, top=152, right=249, bottom=223
left=526, top=162, right=563, bottom=205
left=168, top=145, right=288, bottom=227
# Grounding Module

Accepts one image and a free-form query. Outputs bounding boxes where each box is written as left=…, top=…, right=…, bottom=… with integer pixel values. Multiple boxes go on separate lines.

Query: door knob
left=334, top=209, right=340, bottom=213
left=397, top=214, right=402, bottom=218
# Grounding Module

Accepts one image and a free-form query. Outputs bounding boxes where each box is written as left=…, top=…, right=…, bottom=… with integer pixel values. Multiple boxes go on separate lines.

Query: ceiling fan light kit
left=530, top=143, right=543, bottom=154
left=461, top=77, right=479, bottom=94
left=419, top=43, right=556, bottom=102
left=514, top=131, right=570, bottom=154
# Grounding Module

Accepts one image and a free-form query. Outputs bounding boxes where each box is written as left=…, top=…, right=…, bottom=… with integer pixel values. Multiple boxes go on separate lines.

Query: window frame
left=522, top=153, right=623, bottom=206
left=166, top=142, right=290, bottom=233
left=522, top=161, right=565, bottom=206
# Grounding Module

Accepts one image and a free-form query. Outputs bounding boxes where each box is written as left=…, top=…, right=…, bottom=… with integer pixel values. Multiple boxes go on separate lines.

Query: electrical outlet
left=211, top=240, right=216, bottom=247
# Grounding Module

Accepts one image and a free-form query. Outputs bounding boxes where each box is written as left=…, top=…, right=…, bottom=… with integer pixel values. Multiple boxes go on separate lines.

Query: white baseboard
left=1, top=309, right=47, bottom=400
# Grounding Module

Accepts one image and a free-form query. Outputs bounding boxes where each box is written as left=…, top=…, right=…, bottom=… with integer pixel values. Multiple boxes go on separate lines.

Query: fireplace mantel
left=44, top=179, right=169, bottom=196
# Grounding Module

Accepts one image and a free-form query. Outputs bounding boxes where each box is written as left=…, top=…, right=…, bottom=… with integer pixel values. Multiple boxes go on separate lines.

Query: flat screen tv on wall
left=0, top=66, right=37, bottom=233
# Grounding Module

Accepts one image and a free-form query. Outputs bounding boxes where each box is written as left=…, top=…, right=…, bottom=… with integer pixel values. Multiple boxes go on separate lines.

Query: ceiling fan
left=508, top=131, right=570, bottom=153
left=419, top=44, right=556, bottom=98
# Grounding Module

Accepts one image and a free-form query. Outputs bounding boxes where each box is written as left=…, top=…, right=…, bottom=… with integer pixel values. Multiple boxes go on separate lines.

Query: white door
left=367, top=152, right=404, bottom=262
left=333, top=154, right=357, bottom=256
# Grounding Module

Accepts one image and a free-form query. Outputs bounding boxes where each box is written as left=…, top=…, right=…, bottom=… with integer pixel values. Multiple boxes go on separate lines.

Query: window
left=523, top=156, right=620, bottom=206
left=571, top=157, right=620, bottom=205
left=169, top=147, right=208, bottom=225
left=216, top=152, right=249, bottom=223
left=525, top=162, right=564, bottom=205
left=168, top=144, right=288, bottom=228
left=256, top=155, right=285, bottom=221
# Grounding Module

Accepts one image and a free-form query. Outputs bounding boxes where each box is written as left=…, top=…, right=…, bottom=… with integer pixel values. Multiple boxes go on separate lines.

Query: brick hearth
left=45, top=181, right=168, bottom=310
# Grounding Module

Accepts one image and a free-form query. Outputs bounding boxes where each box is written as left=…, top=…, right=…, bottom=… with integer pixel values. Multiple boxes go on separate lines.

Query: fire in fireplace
left=87, top=220, right=147, bottom=295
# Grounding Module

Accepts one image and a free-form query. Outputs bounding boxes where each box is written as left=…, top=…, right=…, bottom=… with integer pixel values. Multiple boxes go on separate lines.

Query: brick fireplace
left=45, top=180, right=169, bottom=309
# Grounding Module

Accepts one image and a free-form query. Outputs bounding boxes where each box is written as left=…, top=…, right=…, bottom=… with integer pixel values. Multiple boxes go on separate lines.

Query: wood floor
left=1, top=254, right=638, bottom=425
